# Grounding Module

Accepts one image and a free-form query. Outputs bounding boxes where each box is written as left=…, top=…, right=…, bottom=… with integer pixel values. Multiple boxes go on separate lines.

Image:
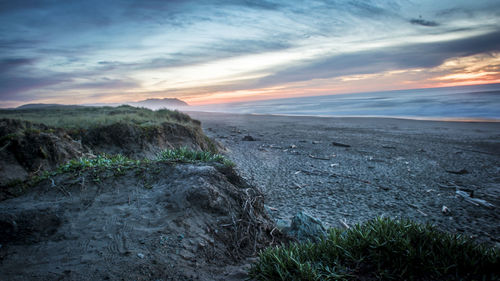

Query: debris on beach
left=331, top=141, right=351, bottom=147
left=339, top=218, right=350, bottom=229
left=456, top=190, right=494, bottom=209
left=442, top=205, right=451, bottom=215
left=308, top=154, right=331, bottom=160
left=242, top=135, right=256, bottom=141
left=446, top=168, right=469, bottom=175
left=382, top=145, right=397, bottom=149
left=292, top=182, right=308, bottom=189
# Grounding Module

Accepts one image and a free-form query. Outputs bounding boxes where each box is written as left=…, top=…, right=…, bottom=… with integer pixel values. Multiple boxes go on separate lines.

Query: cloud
left=0, top=57, right=59, bottom=100
left=0, top=39, right=40, bottom=51
left=1, top=0, right=500, bottom=107
left=0, top=75, right=68, bottom=101
left=410, top=18, right=439, bottom=27
left=252, top=30, right=500, bottom=88
left=0, top=58, right=35, bottom=73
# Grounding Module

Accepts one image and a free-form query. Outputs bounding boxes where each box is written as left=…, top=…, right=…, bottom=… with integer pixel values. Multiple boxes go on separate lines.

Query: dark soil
left=0, top=162, right=280, bottom=280
left=0, top=119, right=86, bottom=187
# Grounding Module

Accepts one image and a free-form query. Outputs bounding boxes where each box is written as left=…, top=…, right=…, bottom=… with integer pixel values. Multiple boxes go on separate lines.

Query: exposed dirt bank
left=0, top=117, right=215, bottom=187
left=0, top=162, right=279, bottom=280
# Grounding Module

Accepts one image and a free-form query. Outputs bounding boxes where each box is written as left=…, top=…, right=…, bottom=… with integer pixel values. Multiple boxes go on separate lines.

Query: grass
left=33, top=148, right=233, bottom=183
left=158, top=147, right=234, bottom=166
left=249, top=217, right=499, bottom=281
left=56, top=154, right=141, bottom=174
left=0, top=104, right=198, bottom=129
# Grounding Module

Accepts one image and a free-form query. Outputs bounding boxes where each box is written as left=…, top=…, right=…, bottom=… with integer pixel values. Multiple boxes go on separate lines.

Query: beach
left=188, top=111, right=500, bottom=245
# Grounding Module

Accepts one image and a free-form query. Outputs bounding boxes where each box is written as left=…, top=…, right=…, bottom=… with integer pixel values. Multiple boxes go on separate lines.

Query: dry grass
left=0, top=105, right=198, bottom=129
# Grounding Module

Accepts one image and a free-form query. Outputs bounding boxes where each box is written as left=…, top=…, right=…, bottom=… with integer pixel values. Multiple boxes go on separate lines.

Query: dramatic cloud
left=255, top=30, right=500, bottom=87
left=1, top=0, right=500, bottom=106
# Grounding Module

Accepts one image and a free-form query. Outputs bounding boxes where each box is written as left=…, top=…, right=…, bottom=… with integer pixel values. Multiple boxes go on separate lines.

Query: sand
left=188, top=112, right=500, bottom=245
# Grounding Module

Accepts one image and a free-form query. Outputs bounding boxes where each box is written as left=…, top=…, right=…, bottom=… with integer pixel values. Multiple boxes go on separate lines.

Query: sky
left=1, top=0, right=500, bottom=108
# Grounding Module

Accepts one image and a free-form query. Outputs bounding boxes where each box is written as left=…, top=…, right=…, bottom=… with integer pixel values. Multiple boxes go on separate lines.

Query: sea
left=190, top=83, right=500, bottom=121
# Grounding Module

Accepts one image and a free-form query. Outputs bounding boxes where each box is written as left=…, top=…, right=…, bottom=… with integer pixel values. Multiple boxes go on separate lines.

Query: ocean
left=190, top=84, right=500, bottom=121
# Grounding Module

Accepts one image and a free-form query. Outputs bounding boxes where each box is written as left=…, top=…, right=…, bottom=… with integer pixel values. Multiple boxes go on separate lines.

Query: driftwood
left=331, top=141, right=351, bottom=148
left=446, top=169, right=469, bottom=175
left=382, top=145, right=396, bottom=149
left=456, top=190, right=494, bottom=209
left=308, top=154, right=330, bottom=160
left=339, top=218, right=350, bottom=229
left=417, top=209, right=428, bottom=216
left=439, top=182, right=492, bottom=208
left=292, top=183, right=308, bottom=189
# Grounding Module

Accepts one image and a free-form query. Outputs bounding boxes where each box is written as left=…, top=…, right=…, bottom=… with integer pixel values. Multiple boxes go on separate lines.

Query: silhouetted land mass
left=13, top=97, right=189, bottom=111
left=16, top=103, right=84, bottom=109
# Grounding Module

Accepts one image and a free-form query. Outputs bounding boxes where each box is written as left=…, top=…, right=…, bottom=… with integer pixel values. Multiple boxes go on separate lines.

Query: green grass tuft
left=157, top=147, right=234, bottom=167
left=30, top=148, right=233, bottom=184
left=249, top=217, right=499, bottom=281
left=56, top=154, right=140, bottom=173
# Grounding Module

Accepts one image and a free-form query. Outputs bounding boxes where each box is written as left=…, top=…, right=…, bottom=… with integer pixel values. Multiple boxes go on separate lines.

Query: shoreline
left=184, top=110, right=500, bottom=123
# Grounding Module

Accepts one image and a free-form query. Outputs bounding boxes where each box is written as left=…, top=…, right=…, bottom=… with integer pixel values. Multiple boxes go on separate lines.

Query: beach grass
left=249, top=217, right=499, bottom=280
left=0, top=105, right=198, bottom=129
left=157, top=147, right=234, bottom=166
left=34, top=148, right=233, bottom=181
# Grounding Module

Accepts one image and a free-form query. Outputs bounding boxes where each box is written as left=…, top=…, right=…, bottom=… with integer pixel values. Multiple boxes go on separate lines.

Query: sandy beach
left=188, top=111, right=500, bottom=245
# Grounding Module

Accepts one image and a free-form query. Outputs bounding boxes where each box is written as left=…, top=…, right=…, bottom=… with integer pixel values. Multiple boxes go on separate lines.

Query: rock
left=446, top=169, right=468, bottom=175
left=242, top=135, right=256, bottom=141
left=331, top=141, right=351, bottom=148
left=442, top=205, right=451, bottom=215
left=285, top=212, right=327, bottom=242
left=275, top=219, right=290, bottom=231
left=137, top=253, right=145, bottom=259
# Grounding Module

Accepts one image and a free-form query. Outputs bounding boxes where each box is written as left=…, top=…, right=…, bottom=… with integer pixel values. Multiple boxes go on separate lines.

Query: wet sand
left=188, top=111, right=500, bottom=245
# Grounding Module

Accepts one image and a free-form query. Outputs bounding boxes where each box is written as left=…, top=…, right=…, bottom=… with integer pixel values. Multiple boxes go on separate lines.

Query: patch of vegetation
left=33, top=154, right=142, bottom=184
left=249, top=217, right=499, bottom=281
left=30, top=148, right=233, bottom=184
left=57, top=154, right=141, bottom=173
left=0, top=133, right=19, bottom=144
left=157, top=147, right=234, bottom=167
left=0, top=105, right=197, bottom=129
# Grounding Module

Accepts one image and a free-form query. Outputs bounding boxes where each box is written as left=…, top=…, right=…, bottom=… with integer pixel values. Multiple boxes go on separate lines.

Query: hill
left=0, top=105, right=216, bottom=187
left=0, top=106, right=280, bottom=279
left=130, top=97, right=189, bottom=109
left=14, top=97, right=188, bottom=111
left=16, top=103, right=83, bottom=109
